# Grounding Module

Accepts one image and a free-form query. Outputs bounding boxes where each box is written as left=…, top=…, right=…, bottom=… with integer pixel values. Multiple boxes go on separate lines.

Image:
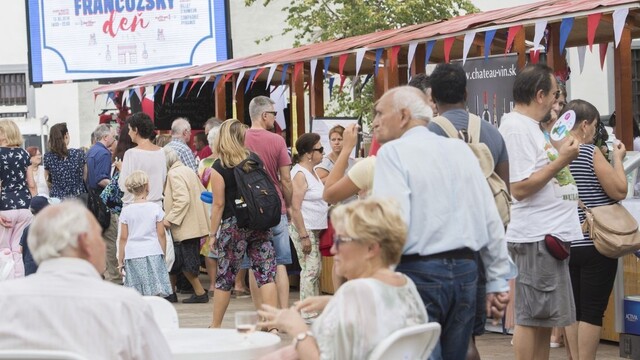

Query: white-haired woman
left=259, top=198, right=428, bottom=360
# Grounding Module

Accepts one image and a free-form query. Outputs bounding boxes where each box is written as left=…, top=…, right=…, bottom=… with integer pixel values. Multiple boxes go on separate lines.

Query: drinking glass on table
left=235, top=311, right=258, bottom=343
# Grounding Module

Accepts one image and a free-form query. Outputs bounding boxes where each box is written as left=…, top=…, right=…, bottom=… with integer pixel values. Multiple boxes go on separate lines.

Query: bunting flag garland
left=178, top=80, right=189, bottom=99
left=462, top=32, right=475, bottom=65
left=533, top=20, right=547, bottom=49
left=265, top=64, right=277, bottom=89
left=406, top=42, right=418, bottom=73
left=280, top=63, right=290, bottom=86
left=196, top=75, right=211, bottom=97
left=245, top=69, right=258, bottom=94
left=355, top=48, right=367, bottom=77
left=484, top=29, right=496, bottom=61
left=125, top=88, right=133, bottom=106
left=338, top=54, right=348, bottom=92
left=323, top=56, right=332, bottom=79
left=162, top=83, right=171, bottom=104
left=577, top=46, right=586, bottom=74
left=444, top=37, right=455, bottom=63
left=613, top=8, right=629, bottom=48
left=389, top=46, right=401, bottom=69
left=587, top=13, right=602, bottom=51
left=374, top=49, right=383, bottom=76
left=134, top=87, right=143, bottom=102
left=251, top=67, right=266, bottom=90
left=599, top=43, right=608, bottom=70
left=559, top=18, right=574, bottom=55
left=171, top=80, right=179, bottom=102
left=505, top=25, right=522, bottom=54
left=234, top=70, right=246, bottom=97
left=310, top=58, right=318, bottom=85
left=186, top=78, right=200, bottom=97
left=211, top=74, right=223, bottom=94
left=328, top=76, right=335, bottom=99
left=529, top=48, right=540, bottom=64
left=293, top=62, right=303, bottom=84
left=361, top=73, right=373, bottom=92
left=425, top=40, right=436, bottom=65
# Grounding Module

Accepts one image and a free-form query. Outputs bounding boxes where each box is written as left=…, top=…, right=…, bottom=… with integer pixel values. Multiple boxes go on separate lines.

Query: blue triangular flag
left=328, top=76, right=335, bottom=99
left=484, top=30, right=497, bottom=61
left=178, top=80, right=189, bottom=98
left=153, top=85, right=161, bottom=97
left=280, top=63, right=290, bottom=86
left=559, top=17, right=574, bottom=55
left=323, top=57, right=331, bottom=79
left=128, top=89, right=135, bottom=102
left=211, top=75, right=221, bottom=93
left=106, top=91, right=114, bottom=106
left=425, top=40, right=436, bottom=65
left=361, top=74, right=373, bottom=92
left=245, top=69, right=258, bottom=94
left=374, top=49, right=383, bottom=76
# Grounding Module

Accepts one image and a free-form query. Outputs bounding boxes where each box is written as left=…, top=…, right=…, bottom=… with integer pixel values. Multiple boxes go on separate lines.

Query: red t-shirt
left=197, top=146, right=213, bottom=160
left=244, top=129, right=291, bottom=214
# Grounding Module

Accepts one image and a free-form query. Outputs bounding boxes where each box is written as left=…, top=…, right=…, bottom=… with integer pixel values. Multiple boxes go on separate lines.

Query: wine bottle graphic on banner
left=493, top=93, right=498, bottom=127
left=482, top=91, right=491, bottom=123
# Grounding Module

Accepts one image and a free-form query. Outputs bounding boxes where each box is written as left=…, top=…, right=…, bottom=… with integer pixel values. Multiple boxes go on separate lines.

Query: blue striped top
left=569, top=144, right=617, bottom=247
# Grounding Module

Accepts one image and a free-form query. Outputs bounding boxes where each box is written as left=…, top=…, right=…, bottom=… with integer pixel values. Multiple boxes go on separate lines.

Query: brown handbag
left=580, top=201, right=640, bottom=258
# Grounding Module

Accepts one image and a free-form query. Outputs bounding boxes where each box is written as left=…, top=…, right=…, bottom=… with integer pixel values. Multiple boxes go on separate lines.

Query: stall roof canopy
left=94, top=0, right=640, bottom=95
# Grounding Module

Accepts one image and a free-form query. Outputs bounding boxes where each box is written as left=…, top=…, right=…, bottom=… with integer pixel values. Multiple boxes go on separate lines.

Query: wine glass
left=235, top=311, right=258, bottom=343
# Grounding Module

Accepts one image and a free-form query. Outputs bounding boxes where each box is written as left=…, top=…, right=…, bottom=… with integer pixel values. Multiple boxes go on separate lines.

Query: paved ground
left=172, top=282, right=622, bottom=359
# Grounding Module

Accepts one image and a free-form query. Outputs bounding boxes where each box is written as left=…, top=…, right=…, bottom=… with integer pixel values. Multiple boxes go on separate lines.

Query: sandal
left=232, top=289, right=251, bottom=299
left=267, top=328, right=279, bottom=334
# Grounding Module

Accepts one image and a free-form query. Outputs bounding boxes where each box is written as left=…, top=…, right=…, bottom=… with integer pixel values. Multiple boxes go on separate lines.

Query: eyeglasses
left=263, top=111, right=277, bottom=116
left=332, top=234, right=355, bottom=250
left=312, top=147, right=324, bottom=154
left=553, top=90, right=561, bottom=100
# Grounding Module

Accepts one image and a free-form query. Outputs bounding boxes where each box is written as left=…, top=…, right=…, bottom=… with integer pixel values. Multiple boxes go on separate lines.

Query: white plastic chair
left=0, top=350, right=87, bottom=360
left=368, top=322, right=441, bottom=360
left=143, top=295, right=179, bottom=330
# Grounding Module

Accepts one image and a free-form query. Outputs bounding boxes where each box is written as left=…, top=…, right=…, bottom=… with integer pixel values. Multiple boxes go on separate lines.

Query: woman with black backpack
left=208, top=119, right=278, bottom=329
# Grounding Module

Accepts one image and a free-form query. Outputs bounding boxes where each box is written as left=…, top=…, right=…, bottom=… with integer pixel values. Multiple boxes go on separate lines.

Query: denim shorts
left=241, top=214, right=291, bottom=268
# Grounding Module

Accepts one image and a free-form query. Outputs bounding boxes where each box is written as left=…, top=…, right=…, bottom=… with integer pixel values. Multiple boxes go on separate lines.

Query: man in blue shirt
left=372, top=86, right=515, bottom=360
left=86, top=124, right=120, bottom=283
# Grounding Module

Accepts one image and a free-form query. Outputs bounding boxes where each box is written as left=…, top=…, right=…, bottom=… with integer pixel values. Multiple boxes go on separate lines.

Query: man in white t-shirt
left=498, top=64, right=581, bottom=360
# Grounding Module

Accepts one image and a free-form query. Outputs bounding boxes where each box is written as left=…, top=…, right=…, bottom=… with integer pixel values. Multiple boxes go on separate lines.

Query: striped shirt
left=569, top=144, right=617, bottom=247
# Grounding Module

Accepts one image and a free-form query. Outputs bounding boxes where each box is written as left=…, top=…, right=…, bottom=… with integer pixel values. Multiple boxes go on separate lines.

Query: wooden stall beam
left=292, top=64, right=306, bottom=137
left=614, top=26, right=633, bottom=149
left=214, top=80, right=226, bottom=120
left=310, top=60, right=324, bottom=119
left=514, top=27, right=527, bottom=69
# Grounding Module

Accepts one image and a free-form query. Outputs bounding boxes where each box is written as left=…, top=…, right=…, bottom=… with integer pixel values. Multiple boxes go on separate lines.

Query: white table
left=164, top=328, right=281, bottom=360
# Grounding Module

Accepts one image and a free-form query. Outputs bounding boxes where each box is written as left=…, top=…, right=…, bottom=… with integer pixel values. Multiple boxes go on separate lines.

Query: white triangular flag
left=234, top=70, right=246, bottom=97
left=134, top=87, right=142, bottom=102
left=196, top=75, right=211, bottom=97
left=310, top=58, right=318, bottom=85
left=533, top=20, right=547, bottom=49
left=406, top=42, right=419, bottom=73
left=171, top=80, right=179, bottom=102
left=265, top=64, right=278, bottom=89
left=462, top=32, right=476, bottom=65
left=122, top=88, right=130, bottom=106
left=354, top=49, right=367, bottom=77
left=613, top=8, right=629, bottom=48
left=576, top=46, right=586, bottom=74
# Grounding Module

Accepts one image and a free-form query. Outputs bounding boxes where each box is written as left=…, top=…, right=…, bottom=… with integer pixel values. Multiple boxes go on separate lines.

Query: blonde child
left=118, top=170, right=172, bottom=296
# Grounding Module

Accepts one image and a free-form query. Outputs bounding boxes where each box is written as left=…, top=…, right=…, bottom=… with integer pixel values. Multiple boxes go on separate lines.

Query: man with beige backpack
left=423, top=63, right=511, bottom=360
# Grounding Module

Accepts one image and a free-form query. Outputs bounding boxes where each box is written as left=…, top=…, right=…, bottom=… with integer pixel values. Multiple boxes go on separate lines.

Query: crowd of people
left=0, top=62, right=630, bottom=360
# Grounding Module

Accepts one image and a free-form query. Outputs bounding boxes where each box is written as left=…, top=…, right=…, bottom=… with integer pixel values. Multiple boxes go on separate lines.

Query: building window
left=0, top=73, right=27, bottom=106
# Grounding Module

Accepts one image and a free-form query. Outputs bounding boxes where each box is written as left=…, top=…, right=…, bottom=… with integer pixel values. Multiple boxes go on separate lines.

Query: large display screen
left=26, top=0, right=229, bottom=83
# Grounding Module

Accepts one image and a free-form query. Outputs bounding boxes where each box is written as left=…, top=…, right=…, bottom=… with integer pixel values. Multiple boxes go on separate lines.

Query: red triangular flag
left=530, top=49, right=540, bottom=64
left=293, top=62, right=303, bottom=84
left=338, top=54, right=348, bottom=78
left=599, top=43, right=608, bottom=70
left=162, top=83, right=171, bottom=104
left=444, top=37, right=455, bottom=63
left=218, top=73, right=233, bottom=92
left=251, top=67, right=267, bottom=90
left=587, top=13, right=602, bottom=52
left=390, top=46, right=401, bottom=69
left=186, top=78, right=201, bottom=97
left=505, top=25, right=523, bottom=54
left=339, top=75, right=347, bottom=93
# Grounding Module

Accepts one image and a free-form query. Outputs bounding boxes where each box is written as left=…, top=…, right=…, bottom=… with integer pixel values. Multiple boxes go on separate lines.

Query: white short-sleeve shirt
left=119, top=202, right=165, bottom=259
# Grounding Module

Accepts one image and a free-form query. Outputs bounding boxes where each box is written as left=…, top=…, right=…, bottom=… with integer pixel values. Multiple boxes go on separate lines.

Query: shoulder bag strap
left=431, top=116, right=459, bottom=139
left=467, top=113, right=482, bottom=144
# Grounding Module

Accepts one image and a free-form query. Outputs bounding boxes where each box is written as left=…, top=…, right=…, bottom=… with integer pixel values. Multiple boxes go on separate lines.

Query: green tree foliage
left=245, top=0, right=477, bottom=124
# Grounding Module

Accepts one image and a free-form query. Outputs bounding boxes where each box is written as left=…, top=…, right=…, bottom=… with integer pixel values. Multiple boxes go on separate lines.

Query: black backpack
left=86, top=187, right=111, bottom=234
left=233, top=152, right=282, bottom=231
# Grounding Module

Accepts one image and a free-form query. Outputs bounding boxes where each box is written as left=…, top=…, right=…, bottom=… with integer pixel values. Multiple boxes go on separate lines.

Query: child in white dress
left=117, top=170, right=171, bottom=296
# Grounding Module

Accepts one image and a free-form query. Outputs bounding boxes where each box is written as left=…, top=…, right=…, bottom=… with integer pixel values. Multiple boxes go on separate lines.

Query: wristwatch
left=292, top=330, right=314, bottom=349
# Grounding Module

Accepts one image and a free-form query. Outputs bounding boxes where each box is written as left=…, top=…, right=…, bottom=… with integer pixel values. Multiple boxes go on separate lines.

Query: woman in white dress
left=26, top=147, right=49, bottom=197
left=259, top=198, right=428, bottom=360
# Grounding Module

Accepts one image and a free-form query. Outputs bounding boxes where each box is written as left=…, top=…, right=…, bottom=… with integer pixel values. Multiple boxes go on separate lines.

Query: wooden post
left=514, top=27, right=527, bottom=69
left=374, top=52, right=386, bottom=101
left=614, top=26, right=633, bottom=149
left=414, top=43, right=426, bottom=75
left=310, top=60, right=325, bottom=119
left=214, top=79, right=226, bottom=120
left=236, top=77, right=246, bottom=123
left=545, top=23, right=567, bottom=72
left=385, top=47, right=400, bottom=90
left=291, top=64, right=305, bottom=137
